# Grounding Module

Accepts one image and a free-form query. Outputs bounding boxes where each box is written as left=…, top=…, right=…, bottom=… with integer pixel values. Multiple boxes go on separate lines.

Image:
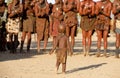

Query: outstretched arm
left=49, top=37, right=59, bottom=55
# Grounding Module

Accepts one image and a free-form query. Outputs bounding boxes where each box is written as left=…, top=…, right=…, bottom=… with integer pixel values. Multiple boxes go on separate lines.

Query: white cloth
left=115, top=20, right=120, bottom=33
left=6, top=18, right=20, bottom=33
left=116, top=20, right=120, bottom=29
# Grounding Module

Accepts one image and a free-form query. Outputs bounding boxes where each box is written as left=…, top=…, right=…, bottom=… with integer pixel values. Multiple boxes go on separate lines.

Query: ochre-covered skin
left=35, top=0, right=49, bottom=53
left=112, top=0, right=120, bottom=58
left=95, top=0, right=112, bottom=57
left=20, top=0, right=35, bottom=53
left=49, top=0, right=64, bottom=49
left=79, top=0, right=96, bottom=56
left=49, top=22, right=73, bottom=73
left=63, top=0, right=78, bottom=49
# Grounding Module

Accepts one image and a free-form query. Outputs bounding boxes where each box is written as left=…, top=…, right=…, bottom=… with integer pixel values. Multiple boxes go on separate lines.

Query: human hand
left=49, top=50, right=54, bottom=55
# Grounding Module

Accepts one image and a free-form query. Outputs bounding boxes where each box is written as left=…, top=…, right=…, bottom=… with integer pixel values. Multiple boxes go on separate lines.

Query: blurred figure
left=49, top=0, right=63, bottom=49
left=49, top=21, right=73, bottom=74
left=63, top=0, right=78, bottom=51
left=20, top=0, right=35, bottom=53
left=112, top=0, right=120, bottom=58
left=6, top=0, right=23, bottom=53
left=35, top=0, right=49, bottom=53
left=79, top=0, right=96, bottom=56
left=95, top=0, right=112, bottom=57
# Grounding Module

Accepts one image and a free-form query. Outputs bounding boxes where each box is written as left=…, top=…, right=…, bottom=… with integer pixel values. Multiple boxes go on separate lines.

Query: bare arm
left=49, top=36, right=59, bottom=55
left=95, top=2, right=100, bottom=15
left=49, top=15, right=53, bottom=36
left=45, top=2, right=50, bottom=15
left=75, top=0, right=80, bottom=12
left=112, top=3, right=117, bottom=15
left=67, top=37, right=73, bottom=56
left=106, top=3, right=112, bottom=17
left=104, top=2, right=112, bottom=17
left=8, top=4, right=11, bottom=17
left=8, top=4, right=17, bottom=18
left=91, top=2, right=95, bottom=16
left=35, top=3, right=41, bottom=17
left=79, top=2, right=84, bottom=15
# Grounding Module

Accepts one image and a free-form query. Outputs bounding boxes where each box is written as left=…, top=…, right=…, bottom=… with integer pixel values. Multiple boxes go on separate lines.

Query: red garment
left=51, top=18, right=60, bottom=37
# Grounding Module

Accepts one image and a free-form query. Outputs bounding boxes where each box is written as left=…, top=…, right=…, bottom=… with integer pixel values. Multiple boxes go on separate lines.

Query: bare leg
left=86, top=30, right=93, bottom=55
left=82, top=30, right=87, bottom=56
left=37, top=33, right=40, bottom=53
left=71, top=26, right=76, bottom=49
left=53, top=36, right=57, bottom=48
left=27, top=32, right=31, bottom=52
left=116, top=33, right=120, bottom=48
left=43, top=35, right=48, bottom=52
left=103, top=30, right=108, bottom=57
left=103, top=30, right=108, bottom=50
left=43, top=26, right=49, bottom=51
left=115, top=33, right=120, bottom=58
left=56, top=61, right=60, bottom=74
left=20, top=32, right=26, bottom=53
left=62, top=63, right=66, bottom=74
left=96, top=30, right=102, bottom=57
left=119, top=34, right=120, bottom=47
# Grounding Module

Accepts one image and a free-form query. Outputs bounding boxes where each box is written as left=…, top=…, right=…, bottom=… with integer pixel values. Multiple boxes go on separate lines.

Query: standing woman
left=95, top=0, right=112, bottom=57
left=112, top=0, right=120, bottom=58
left=49, top=0, right=64, bottom=49
left=79, top=0, right=96, bottom=56
left=34, top=0, right=49, bottom=53
left=20, top=0, right=35, bottom=53
left=63, top=0, right=78, bottom=51
left=6, top=0, right=23, bottom=53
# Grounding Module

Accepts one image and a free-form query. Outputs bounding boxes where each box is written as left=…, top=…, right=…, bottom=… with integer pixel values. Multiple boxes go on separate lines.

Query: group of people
left=0, top=0, right=120, bottom=73
left=0, top=0, right=77, bottom=54
left=79, top=0, right=119, bottom=58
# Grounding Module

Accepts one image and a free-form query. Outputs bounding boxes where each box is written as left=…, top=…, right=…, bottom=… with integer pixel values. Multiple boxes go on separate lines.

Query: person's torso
left=58, top=35, right=68, bottom=49
left=52, top=4, right=63, bottom=19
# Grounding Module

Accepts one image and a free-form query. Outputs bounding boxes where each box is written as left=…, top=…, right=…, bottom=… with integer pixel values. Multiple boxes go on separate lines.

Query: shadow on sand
left=66, top=63, right=107, bottom=74
left=0, top=49, right=50, bottom=62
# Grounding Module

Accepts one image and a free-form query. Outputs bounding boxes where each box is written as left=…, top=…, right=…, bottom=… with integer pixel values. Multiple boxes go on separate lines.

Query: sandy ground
left=0, top=31, right=120, bottom=78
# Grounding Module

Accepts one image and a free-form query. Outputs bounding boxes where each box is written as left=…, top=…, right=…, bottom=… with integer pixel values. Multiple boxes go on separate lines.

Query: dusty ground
left=0, top=31, right=120, bottom=78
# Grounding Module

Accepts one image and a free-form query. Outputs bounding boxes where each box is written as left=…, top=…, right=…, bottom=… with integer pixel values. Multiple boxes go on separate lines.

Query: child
left=49, top=22, right=73, bottom=74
